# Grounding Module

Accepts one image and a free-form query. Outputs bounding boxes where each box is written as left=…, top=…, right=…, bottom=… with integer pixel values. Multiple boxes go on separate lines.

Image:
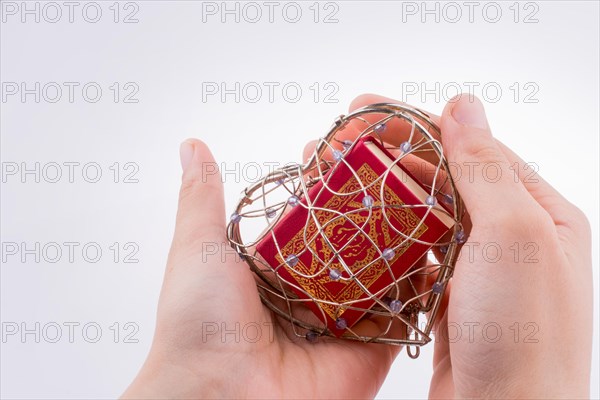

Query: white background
left=1, top=1, right=598, bottom=398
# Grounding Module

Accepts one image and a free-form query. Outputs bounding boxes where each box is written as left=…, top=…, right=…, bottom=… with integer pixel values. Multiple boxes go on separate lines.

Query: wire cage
left=227, top=103, right=464, bottom=357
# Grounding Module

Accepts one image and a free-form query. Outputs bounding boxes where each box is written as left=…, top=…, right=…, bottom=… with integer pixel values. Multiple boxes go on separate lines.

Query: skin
left=122, top=94, right=592, bottom=399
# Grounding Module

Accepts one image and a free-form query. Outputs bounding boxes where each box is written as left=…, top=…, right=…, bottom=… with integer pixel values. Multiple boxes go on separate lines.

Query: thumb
left=171, top=139, right=226, bottom=260
left=441, top=95, right=533, bottom=224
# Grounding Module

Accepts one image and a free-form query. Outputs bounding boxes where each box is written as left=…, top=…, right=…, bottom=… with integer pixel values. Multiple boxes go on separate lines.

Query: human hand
left=345, top=94, right=593, bottom=399
left=122, top=138, right=402, bottom=399
left=429, top=94, right=592, bottom=399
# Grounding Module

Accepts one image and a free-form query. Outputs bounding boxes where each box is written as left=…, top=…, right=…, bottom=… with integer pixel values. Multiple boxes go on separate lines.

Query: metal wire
left=227, top=103, right=464, bottom=356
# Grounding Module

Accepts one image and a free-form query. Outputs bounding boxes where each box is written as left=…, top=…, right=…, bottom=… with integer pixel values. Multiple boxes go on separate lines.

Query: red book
left=256, top=136, right=454, bottom=336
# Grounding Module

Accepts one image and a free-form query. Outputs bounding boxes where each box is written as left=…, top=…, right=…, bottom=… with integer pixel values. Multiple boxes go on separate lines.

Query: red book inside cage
left=256, top=136, right=454, bottom=335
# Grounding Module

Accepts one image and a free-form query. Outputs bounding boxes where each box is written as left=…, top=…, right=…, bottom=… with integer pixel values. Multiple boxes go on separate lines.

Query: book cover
left=256, top=136, right=454, bottom=336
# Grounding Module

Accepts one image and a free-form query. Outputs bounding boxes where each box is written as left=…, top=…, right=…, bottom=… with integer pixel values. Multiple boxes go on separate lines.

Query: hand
left=122, top=138, right=401, bottom=399
left=347, top=93, right=592, bottom=398
left=431, top=94, right=592, bottom=398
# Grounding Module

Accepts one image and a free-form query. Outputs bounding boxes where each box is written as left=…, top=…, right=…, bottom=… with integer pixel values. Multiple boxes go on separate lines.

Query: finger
left=430, top=278, right=451, bottom=331
left=440, top=94, right=538, bottom=223
left=301, top=120, right=363, bottom=178
left=170, top=139, right=227, bottom=260
left=429, top=306, right=454, bottom=399
left=305, top=94, right=451, bottom=198
left=303, top=139, right=318, bottom=164
left=347, top=94, right=442, bottom=166
left=303, top=138, right=453, bottom=198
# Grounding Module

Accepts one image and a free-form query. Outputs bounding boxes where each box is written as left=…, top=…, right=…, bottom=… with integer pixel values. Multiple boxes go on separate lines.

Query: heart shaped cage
left=227, top=103, right=464, bottom=357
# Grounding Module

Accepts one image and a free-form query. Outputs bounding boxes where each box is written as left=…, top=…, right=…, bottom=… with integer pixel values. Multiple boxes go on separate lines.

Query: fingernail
left=451, top=95, right=488, bottom=130
left=180, top=140, right=195, bottom=171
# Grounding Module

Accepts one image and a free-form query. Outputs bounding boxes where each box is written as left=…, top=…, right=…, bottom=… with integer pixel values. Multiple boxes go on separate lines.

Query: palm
left=158, top=235, right=399, bottom=399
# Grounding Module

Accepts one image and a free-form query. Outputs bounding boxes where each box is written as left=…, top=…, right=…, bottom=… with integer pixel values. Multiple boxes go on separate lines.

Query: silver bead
left=329, top=268, right=342, bottom=281
left=443, top=193, right=454, bottom=204
left=389, top=299, right=402, bottom=314
left=335, top=317, right=347, bottom=330
left=432, top=282, right=443, bottom=294
left=425, top=195, right=437, bottom=206
left=266, top=207, right=276, bottom=218
left=362, top=195, right=374, bottom=208
left=333, top=150, right=343, bottom=161
left=382, top=248, right=395, bottom=261
left=288, top=195, right=300, bottom=207
left=440, top=245, right=448, bottom=254
left=342, top=139, right=353, bottom=150
left=305, top=330, right=318, bottom=342
left=400, top=141, right=412, bottom=153
left=374, top=123, right=386, bottom=134
left=455, top=230, right=466, bottom=244
left=285, top=254, right=299, bottom=267
left=230, top=213, right=241, bottom=223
